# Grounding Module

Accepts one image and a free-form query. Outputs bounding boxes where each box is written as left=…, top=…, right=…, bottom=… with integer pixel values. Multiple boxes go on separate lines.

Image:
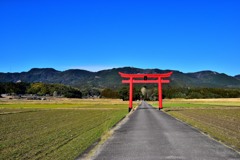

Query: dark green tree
left=101, top=88, right=119, bottom=98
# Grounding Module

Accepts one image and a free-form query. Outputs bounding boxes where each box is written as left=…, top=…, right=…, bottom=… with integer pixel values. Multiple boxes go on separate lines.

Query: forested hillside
left=1, top=67, right=240, bottom=89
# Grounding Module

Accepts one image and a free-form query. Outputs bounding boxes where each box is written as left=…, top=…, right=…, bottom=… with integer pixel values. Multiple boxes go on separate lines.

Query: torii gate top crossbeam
left=119, top=72, right=173, bottom=78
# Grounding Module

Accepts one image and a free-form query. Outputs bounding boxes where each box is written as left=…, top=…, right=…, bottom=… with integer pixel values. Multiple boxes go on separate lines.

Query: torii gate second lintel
left=119, top=72, right=173, bottom=112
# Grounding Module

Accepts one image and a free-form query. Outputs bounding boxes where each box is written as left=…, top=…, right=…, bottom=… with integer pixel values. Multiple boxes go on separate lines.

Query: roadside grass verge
left=0, top=99, right=136, bottom=159
left=0, top=98, right=130, bottom=109
left=149, top=98, right=240, bottom=151
left=149, top=98, right=240, bottom=108
left=0, top=103, right=128, bottom=110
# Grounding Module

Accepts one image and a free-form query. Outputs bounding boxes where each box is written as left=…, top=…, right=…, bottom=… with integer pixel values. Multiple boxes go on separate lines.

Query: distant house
left=16, top=80, right=22, bottom=83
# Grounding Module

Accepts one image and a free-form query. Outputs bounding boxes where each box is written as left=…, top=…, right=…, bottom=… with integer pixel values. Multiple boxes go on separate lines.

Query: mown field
left=150, top=98, right=240, bottom=151
left=0, top=98, right=137, bottom=160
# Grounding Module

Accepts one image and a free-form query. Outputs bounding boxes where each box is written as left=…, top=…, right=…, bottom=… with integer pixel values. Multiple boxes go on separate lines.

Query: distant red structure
left=119, top=72, right=173, bottom=112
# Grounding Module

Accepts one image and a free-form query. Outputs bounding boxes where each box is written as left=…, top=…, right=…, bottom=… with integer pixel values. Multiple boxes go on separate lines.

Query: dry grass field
left=149, top=98, right=240, bottom=151
left=0, top=98, right=138, bottom=160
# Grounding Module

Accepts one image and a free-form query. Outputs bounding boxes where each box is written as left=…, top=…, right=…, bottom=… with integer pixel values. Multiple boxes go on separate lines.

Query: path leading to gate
left=92, top=101, right=240, bottom=160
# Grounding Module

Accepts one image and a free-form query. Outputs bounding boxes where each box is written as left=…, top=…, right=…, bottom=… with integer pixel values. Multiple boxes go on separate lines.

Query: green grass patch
left=0, top=109, right=126, bottom=159
left=0, top=99, right=131, bottom=160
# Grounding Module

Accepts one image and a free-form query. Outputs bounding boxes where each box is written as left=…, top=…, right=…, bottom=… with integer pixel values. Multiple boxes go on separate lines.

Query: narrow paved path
left=92, top=101, right=240, bottom=160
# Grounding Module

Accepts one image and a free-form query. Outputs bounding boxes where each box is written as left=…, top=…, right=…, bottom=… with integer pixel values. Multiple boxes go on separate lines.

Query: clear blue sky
left=0, top=0, right=239, bottom=76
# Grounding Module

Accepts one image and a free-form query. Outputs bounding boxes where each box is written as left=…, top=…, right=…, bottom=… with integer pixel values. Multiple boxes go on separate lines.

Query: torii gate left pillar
left=119, top=72, right=173, bottom=112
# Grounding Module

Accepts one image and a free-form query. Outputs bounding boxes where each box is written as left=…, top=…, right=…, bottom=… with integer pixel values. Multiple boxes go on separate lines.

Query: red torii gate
left=119, top=72, right=173, bottom=112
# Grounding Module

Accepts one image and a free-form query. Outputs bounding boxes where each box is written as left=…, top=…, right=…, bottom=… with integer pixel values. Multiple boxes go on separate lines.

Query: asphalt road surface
left=92, top=101, right=240, bottom=160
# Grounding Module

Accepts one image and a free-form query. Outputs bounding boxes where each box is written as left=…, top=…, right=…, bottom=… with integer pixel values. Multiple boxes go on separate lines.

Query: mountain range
left=0, top=67, right=240, bottom=89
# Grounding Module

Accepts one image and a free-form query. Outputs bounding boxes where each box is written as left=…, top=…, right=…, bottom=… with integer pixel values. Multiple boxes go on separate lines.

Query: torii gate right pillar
left=158, top=77, right=163, bottom=110
left=129, top=77, right=133, bottom=112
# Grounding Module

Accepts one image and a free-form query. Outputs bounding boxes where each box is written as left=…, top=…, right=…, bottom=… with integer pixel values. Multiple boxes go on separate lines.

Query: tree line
left=0, top=82, right=82, bottom=98
left=1, top=82, right=239, bottom=99
left=101, top=87, right=240, bottom=100
left=162, top=87, right=240, bottom=99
